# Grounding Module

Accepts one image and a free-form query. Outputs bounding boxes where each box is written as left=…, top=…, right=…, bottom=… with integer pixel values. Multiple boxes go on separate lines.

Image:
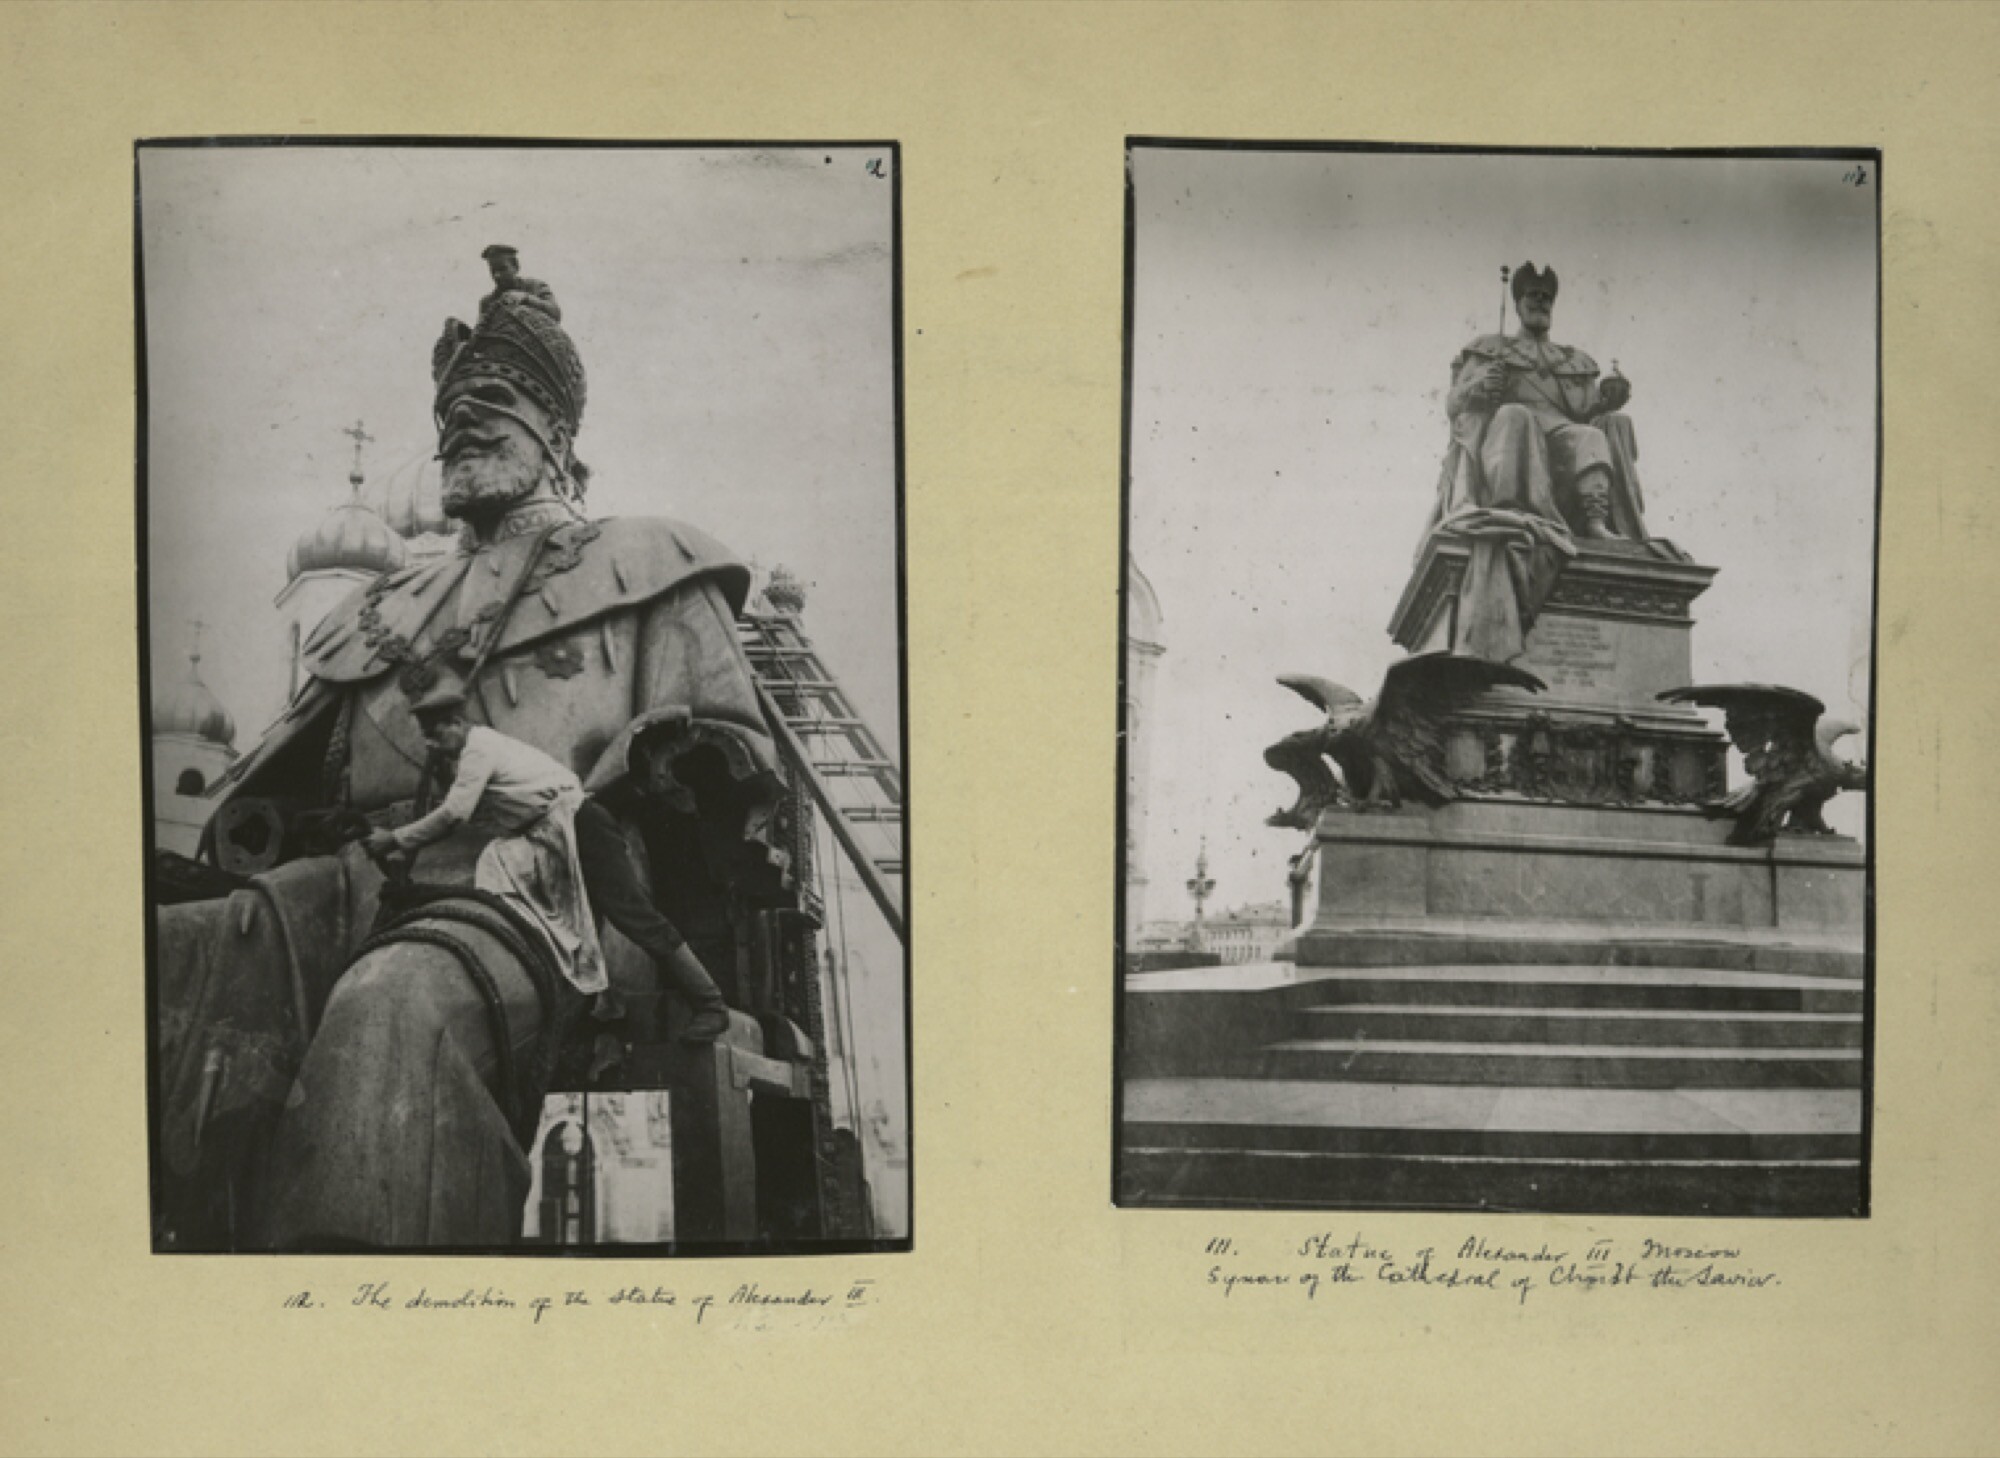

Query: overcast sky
left=1126, top=147, right=1878, bottom=930
left=139, top=144, right=907, bottom=1228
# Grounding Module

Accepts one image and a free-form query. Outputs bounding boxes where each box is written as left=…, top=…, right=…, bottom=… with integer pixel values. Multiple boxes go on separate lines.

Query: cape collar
left=454, top=498, right=583, bottom=553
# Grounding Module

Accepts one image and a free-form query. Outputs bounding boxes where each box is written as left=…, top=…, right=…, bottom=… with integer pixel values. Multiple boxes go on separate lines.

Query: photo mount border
left=1109, top=137, right=1884, bottom=1222
left=133, top=135, right=915, bottom=1259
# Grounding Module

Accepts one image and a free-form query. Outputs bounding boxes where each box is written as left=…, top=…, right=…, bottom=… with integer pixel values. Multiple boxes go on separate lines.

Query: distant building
left=1202, top=900, right=1292, bottom=965
left=274, top=446, right=407, bottom=702
left=1124, top=559, right=1165, bottom=949
left=150, top=643, right=237, bottom=857
left=156, top=424, right=422, bottom=858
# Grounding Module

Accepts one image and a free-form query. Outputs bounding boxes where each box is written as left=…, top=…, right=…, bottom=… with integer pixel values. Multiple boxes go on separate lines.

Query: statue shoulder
left=1552, top=343, right=1600, bottom=377
left=1454, top=333, right=1512, bottom=365
left=299, top=558, right=454, bottom=681
left=300, top=517, right=752, bottom=684
left=534, top=516, right=753, bottom=631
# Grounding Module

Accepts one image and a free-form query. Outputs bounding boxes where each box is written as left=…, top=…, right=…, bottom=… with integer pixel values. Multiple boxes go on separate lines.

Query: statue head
left=1511, top=261, right=1558, bottom=336
left=431, top=266, right=589, bottom=522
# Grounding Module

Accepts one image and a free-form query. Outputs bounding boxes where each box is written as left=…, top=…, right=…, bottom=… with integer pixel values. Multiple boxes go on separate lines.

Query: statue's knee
left=320, top=951, right=456, bottom=1037
left=1492, top=402, right=1534, bottom=428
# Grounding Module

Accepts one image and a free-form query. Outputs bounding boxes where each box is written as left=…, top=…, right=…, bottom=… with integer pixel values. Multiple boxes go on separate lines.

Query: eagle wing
left=1659, top=684, right=1831, bottom=843
left=1370, top=653, right=1548, bottom=804
left=1658, top=684, right=1823, bottom=780
left=1262, top=675, right=1367, bottom=825
left=1277, top=674, right=1366, bottom=718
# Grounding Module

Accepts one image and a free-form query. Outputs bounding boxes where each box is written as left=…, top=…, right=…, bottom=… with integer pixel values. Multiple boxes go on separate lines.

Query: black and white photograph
left=140, top=141, right=908, bottom=1252
left=1116, top=144, right=1878, bottom=1217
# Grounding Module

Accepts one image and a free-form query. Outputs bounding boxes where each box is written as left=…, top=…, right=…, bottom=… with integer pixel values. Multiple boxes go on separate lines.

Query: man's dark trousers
left=571, top=797, right=728, bottom=1014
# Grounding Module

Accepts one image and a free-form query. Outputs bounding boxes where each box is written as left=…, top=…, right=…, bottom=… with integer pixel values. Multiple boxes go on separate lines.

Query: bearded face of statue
left=1517, top=287, right=1555, bottom=337
left=436, top=378, right=567, bottom=520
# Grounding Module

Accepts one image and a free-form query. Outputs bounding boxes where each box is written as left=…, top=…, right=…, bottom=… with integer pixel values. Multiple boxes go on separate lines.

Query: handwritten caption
left=281, top=1277, right=878, bottom=1329
left=1201, top=1232, right=1781, bottom=1307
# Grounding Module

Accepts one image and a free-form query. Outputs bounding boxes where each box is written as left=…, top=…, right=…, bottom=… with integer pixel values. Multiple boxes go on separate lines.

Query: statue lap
left=1478, top=402, right=1616, bottom=518
left=152, top=840, right=562, bottom=1249
left=254, top=912, right=556, bottom=1250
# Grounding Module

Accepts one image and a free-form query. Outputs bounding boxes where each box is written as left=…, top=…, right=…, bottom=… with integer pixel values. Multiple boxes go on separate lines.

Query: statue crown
left=431, top=294, right=587, bottom=434
left=1511, top=262, right=1558, bottom=303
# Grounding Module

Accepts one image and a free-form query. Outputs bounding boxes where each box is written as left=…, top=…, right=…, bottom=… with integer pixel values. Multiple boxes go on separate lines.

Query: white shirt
left=392, top=725, right=583, bottom=852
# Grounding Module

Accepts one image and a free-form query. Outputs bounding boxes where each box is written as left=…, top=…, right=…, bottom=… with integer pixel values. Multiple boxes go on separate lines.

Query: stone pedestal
left=1284, top=534, right=1868, bottom=976
left=1287, top=799, right=1865, bottom=976
left=1391, top=535, right=1718, bottom=726
left=1375, top=537, right=1734, bottom=809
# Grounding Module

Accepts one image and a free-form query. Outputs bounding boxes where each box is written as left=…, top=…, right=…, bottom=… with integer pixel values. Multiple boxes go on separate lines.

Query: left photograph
left=139, top=141, right=909, bottom=1254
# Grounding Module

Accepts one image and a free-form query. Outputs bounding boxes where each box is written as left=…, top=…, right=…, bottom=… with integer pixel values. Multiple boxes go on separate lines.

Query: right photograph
left=1115, top=143, right=1879, bottom=1218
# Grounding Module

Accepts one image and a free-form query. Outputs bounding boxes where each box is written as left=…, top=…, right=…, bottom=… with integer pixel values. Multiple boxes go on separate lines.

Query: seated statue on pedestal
left=1420, top=262, right=1684, bottom=662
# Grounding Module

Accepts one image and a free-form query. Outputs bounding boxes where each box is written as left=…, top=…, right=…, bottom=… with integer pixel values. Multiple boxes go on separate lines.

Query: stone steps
left=1115, top=1079, right=1864, bottom=1216
left=1118, top=956, right=1870, bottom=1214
left=1287, top=965, right=1863, bottom=1015
left=1127, top=1117, right=1858, bottom=1163
left=1298, top=1005, right=1863, bottom=1049
left=1256, top=965, right=1865, bottom=1088
left=1253, top=1038, right=1863, bottom=1088
left=1119, top=1145, right=1862, bottom=1217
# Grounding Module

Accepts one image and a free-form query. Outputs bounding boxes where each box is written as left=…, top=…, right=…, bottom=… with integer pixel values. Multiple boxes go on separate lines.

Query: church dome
left=376, top=451, right=452, bottom=539
left=287, top=469, right=408, bottom=580
left=153, top=651, right=235, bottom=747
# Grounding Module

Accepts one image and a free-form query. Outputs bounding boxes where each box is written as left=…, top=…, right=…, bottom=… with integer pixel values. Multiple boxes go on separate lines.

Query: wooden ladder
left=740, top=610, right=906, bottom=943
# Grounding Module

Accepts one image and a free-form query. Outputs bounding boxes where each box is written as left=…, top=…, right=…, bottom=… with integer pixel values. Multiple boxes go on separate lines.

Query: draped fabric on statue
left=153, top=850, right=381, bottom=1208
left=1422, top=381, right=1579, bottom=662
left=472, top=786, right=605, bottom=997
left=1430, top=506, right=1576, bottom=665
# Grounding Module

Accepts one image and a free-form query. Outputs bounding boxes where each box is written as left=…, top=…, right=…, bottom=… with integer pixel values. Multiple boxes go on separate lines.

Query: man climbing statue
left=369, top=669, right=732, bottom=1043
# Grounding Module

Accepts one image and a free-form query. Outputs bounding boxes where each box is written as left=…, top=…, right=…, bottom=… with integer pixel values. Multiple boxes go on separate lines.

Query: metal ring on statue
left=211, top=797, right=288, bottom=877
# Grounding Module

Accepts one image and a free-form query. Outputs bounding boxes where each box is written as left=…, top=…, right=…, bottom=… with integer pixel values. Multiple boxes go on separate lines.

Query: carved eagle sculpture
left=1263, top=653, right=1548, bottom=827
left=1657, top=684, right=1868, bottom=846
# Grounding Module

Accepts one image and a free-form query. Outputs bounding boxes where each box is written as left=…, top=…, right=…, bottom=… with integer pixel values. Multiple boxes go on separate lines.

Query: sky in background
left=1126, top=147, right=1878, bottom=932
left=139, top=145, right=907, bottom=1229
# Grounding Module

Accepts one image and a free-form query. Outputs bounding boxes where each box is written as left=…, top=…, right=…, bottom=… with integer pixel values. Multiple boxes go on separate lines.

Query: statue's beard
left=440, top=434, right=549, bottom=519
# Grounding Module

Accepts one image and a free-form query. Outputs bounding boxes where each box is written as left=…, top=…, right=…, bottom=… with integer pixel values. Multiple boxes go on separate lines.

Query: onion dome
left=376, top=450, right=452, bottom=539
left=286, top=456, right=408, bottom=580
left=153, top=648, right=235, bottom=747
left=763, top=564, right=808, bottom=616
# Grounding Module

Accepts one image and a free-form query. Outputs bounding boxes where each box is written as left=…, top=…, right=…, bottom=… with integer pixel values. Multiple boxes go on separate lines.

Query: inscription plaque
left=1522, top=615, right=1617, bottom=692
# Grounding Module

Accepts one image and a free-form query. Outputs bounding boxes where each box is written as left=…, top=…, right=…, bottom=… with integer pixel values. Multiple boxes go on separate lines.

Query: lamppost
left=1185, top=841, right=1215, bottom=954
